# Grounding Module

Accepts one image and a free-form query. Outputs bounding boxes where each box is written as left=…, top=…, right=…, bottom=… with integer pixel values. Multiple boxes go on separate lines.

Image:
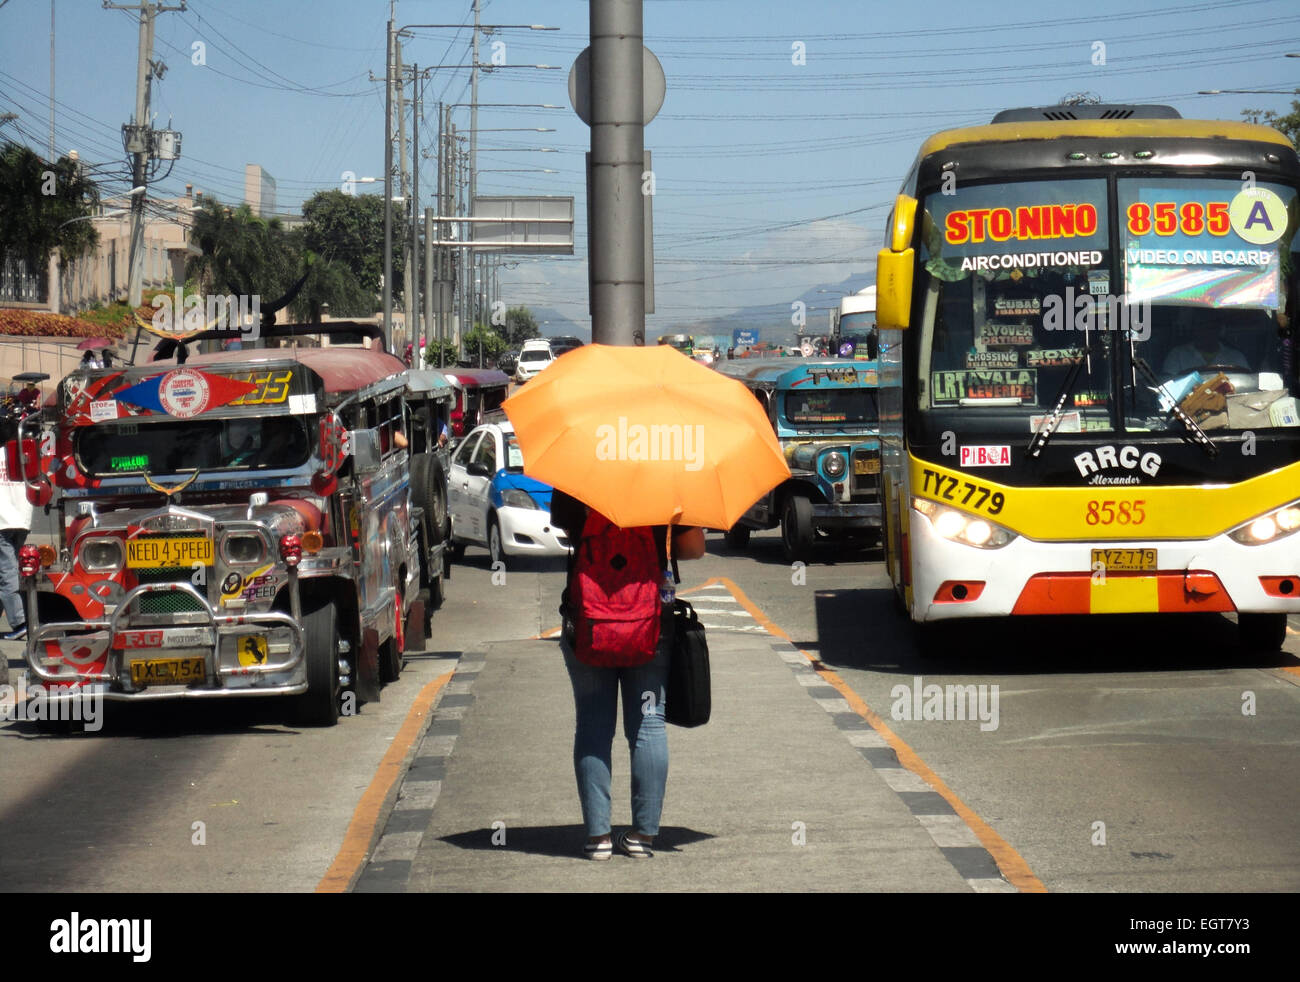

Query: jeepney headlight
left=823, top=451, right=846, bottom=478
left=222, top=533, right=265, bottom=565
left=1228, top=501, right=1300, bottom=545
left=501, top=488, right=539, bottom=510
left=913, top=497, right=1017, bottom=549
left=78, top=536, right=124, bottom=572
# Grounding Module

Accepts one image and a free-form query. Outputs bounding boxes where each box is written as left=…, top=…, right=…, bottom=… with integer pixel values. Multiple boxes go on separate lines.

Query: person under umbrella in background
left=551, top=490, right=705, bottom=859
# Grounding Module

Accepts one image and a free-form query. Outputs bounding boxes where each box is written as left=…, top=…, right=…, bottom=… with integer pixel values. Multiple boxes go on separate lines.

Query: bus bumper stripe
left=1011, top=572, right=1233, bottom=615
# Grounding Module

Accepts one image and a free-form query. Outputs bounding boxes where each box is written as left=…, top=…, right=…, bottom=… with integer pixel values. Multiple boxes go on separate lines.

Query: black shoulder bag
left=663, top=528, right=711, bottom=727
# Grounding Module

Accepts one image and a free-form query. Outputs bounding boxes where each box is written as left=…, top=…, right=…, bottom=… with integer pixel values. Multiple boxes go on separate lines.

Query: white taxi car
left=446, top=420, right=571, bottom=568
left=514, top=339, right=555, bottom=383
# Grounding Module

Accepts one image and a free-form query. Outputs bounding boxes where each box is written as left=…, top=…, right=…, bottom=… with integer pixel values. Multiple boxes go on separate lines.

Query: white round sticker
left=158, top=369, right=211, bottom=418
left=1228, top=187, right=1287, bottom=246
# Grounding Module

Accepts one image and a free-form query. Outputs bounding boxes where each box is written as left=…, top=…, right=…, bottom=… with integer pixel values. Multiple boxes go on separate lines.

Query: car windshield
left=519, top=349, right=550, bottom=363
left=917, top=175, right=1300, bottom=435
left=77, top=416, right=312, bottom=476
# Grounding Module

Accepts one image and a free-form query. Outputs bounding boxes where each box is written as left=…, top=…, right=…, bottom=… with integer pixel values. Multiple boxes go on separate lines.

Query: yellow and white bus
left=875, top=104, right=1300, bottom=649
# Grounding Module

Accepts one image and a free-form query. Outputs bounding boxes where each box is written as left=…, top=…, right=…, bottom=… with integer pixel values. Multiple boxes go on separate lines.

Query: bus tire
left=723, top=524, right=751, bottom=550
left=1238, top=613, right=1286, bottom=652
left=781, top=494, right=814, bottom=563
left=296, top=601, right=341, bottom=726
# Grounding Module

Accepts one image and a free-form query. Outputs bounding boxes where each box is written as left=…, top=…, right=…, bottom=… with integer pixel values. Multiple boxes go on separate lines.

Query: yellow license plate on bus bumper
left=1091, top=548, right=1157, bottom=572
left=130, top=657, right=206, bottom=686
left=127, top=537, right=213, bottom=568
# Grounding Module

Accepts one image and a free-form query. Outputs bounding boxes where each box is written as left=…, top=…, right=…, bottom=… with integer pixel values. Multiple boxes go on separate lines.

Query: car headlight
left=912, top=497, right=1017, bottom=549
left=222, top=532, right=266, bottom=564
left=1228, top=500, right=1300, bottom=545
left=823, top=451, right=846, bottom=478
left=501, top=488, right=539, bottom=510
left=78, top=537, right=124, bottom=572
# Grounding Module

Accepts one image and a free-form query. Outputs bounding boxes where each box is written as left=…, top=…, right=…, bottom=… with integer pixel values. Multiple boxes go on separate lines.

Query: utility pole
left=382, top=11, right=393, bottom=351
left=588, top=0, right=645, bottom=344
left=395, top=37, right=410, bottom=357
left=104, top=0, right=185, bottom=309
left=49, top=0, right=55, bottom=158
left=470, top=0, right=481, bottom=356
left=410, top=63, right=421, bottom=354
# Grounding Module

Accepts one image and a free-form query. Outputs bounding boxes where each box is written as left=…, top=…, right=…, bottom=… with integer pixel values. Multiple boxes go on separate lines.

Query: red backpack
left=567, top=510, right=662, bottom=667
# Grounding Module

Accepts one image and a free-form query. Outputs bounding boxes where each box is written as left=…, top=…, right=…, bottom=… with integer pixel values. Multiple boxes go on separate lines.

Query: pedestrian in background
left=551, top=488, right=705, bottom=859
left=0, top=424, right=32, bottom=640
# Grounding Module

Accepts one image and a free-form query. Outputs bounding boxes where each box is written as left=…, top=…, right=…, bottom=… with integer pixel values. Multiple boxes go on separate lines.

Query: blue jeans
left=562, top=625, right=671, bottom=839
left=0, top=529, right=27, bottom=630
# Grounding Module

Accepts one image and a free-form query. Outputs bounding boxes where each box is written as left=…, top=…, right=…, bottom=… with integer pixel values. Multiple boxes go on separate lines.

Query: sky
left=2, top=0, right=1298, bottom=338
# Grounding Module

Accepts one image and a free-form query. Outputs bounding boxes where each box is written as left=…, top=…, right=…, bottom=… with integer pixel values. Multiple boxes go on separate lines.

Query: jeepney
left=440, top=368, right=510, bottom=442
left=17, top=340, right=430, bottom=726
left=713, top=357, right=884, bottom=561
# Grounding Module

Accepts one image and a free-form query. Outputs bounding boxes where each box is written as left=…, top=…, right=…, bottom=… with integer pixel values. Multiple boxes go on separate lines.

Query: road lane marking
left=701, top=575, right=1048, bottom=895
left=316, top=671, right=453, bottom=893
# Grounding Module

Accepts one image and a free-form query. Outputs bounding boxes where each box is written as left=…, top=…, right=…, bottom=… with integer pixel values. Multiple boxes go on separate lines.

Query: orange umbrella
left=502, top=343, right=789, bottom=528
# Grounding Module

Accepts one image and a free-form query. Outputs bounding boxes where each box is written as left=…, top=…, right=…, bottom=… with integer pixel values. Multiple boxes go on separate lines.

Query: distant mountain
left=662, top=271, right=876, bottom=344
left=530, top=306, right=590, bottom=343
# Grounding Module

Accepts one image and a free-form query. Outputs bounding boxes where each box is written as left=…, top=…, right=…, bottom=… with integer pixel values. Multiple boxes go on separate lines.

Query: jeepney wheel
left=1238, top=613, right=1286, bottom=652
left=488, top=515, right=507, bottom=571
left=781, top=495, right=814, bottom=563
left=381, top=588, right=405, bottom=683
left=297, top=601, right=342, bottom=726
left=723, top=524, right=751, bottom=550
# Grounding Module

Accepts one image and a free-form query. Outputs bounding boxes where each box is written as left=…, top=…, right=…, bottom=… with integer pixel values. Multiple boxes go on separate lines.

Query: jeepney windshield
left=77, top=415, right=312, bottom=477
left=917, top=176, right=1300, bottom=435
left=784, top=387, right=879, bottom=425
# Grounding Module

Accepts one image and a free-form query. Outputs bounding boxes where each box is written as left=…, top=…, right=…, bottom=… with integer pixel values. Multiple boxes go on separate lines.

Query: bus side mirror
left=876, top=248, right=914, bottom=330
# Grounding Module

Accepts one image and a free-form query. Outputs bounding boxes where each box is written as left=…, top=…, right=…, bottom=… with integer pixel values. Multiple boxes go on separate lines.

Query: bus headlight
left=913, top=497, right=1016, bottom=549
left=1228, top=501, right=1300, bottom=545
left=823, top=451, right=846, bottom=478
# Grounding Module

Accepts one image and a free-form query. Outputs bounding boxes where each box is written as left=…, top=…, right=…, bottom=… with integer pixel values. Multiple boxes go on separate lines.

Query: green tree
left=300, top=189, right=395, bottom=299
left=463, top=321, right=507, bottom=365
left=186, top=198, right=297, bottom=302
left=423, top=337, right=460, bottom=367
left=1241, top=90, right=1300, bottom=147
left=500, top=304, right=541, bottom=347
left=0, top=141, right=99, bottom=282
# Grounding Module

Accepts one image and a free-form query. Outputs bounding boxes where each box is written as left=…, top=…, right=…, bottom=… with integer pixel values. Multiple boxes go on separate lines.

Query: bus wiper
left=1026, top=339, right=1101, bottom=459
left=1130, top=356, right=1219, bottom=459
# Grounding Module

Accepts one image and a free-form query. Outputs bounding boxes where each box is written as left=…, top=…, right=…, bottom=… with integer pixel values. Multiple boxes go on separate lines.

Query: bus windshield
left=918, top=176, right=1299, bottom=435
left=77, top=416, right=312, bottom=477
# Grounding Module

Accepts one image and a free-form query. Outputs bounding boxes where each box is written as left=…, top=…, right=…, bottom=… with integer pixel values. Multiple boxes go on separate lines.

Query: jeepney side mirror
left=351, top=428, right=382, bottom=474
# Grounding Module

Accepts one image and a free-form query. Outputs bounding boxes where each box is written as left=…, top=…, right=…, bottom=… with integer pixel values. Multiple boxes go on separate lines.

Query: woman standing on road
left=551, top=489, right=706, bottom=860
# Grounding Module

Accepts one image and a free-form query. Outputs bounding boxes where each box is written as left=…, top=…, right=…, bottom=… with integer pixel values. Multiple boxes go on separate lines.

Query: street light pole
left=383, top=14, right=393, bottom=352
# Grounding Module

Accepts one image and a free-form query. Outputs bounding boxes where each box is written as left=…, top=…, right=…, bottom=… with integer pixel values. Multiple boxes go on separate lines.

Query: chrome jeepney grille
left=128, top=532, right=212, bottom=614
left=133, top=568, right=206, bottom=613
left=850, top=448, right=881, bottom=499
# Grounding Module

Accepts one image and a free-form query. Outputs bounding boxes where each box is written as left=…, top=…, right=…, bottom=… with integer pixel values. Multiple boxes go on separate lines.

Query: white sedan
left=446, top=421, right=571, bottom=568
